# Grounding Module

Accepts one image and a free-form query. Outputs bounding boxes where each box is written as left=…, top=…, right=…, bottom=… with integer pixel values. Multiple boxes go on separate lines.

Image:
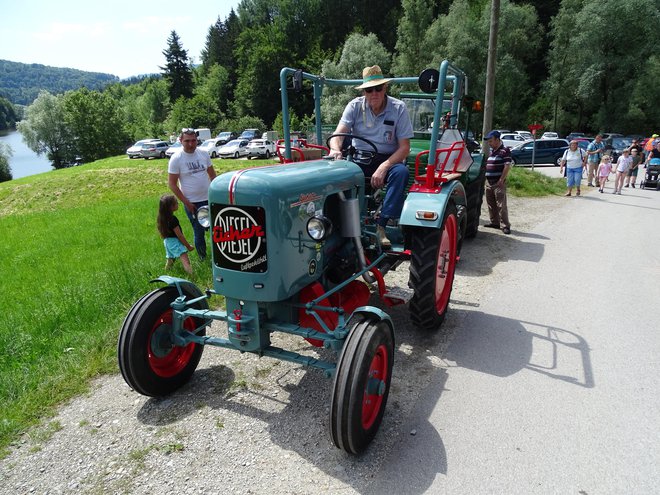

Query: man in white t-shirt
left=168, top=129, right=217, bottom=260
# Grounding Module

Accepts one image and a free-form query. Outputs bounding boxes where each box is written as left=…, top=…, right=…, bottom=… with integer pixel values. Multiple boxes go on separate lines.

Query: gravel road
left=0, top=194, right=565, bottom=495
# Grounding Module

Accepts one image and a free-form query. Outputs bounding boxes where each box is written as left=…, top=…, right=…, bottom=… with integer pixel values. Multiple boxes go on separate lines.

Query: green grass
left=0, top=155, right=254, bottom=457
left=0, top=155, right=559, bottom=457
left=507, top=166, right=566, bottom=196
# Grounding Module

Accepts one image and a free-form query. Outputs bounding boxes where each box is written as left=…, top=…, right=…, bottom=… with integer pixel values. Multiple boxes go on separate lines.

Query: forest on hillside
left=10, top=0, right=660, bottom=172
left=0, top=59, right=119, bottom=105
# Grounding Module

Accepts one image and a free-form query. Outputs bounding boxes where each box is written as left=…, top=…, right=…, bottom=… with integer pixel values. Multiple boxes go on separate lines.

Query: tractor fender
left=150, top=275, right=206, bottom=300
left=399, top=179, right=467, bottom=229
left=346, top=306, right=394, bottom=337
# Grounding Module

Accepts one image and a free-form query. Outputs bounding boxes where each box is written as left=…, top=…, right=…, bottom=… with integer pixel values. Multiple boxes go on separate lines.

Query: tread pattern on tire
left=408, top=203, right=457, bottom=331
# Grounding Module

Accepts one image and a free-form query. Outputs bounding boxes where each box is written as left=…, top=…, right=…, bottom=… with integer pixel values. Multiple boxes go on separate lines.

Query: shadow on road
left=446, top=310, right=594, bottom=388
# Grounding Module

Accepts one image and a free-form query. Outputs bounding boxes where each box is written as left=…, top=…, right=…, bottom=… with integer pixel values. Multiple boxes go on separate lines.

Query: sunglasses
left=181, top=128, right=196, bottom=135
left=364, top=85, right=385, bottom=94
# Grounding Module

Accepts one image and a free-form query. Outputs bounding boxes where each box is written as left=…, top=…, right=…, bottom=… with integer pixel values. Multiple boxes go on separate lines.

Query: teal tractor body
left=118, top=60, right=486, bottom=455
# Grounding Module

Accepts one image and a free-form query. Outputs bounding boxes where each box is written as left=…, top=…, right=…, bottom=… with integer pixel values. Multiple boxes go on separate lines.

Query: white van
left=195, top=128, right=212, bottom=141
left=262, top=130, right=278, bottom=142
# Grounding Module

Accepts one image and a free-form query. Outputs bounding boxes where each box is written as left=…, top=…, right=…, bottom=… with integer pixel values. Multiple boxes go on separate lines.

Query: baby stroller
left=640, top=158, right=660, bottom=190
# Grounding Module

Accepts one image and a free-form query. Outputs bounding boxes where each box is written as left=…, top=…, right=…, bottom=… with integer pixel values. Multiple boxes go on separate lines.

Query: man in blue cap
left=483, top=130, right=512, bottom=234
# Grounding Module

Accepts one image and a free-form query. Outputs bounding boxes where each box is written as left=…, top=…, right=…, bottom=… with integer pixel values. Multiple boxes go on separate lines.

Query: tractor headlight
left=196, top=206, right=211, bottom=229
left=307, top=215, right=332, bottom=241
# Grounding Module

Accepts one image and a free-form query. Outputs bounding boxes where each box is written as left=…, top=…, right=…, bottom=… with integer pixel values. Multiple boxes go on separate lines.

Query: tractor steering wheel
left=326, top=133, right=378, bottom=167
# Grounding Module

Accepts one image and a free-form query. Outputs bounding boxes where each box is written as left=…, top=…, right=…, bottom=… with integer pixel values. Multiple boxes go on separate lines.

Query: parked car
left=140, top=140, right=170, bottom=159
left=239, top=128, right=262, bottom=141
left=246, top=139, right=277, bottom=159
left=541, top=131, right=559, bottom=139
left=199, top=138, right=224, bottom=158
left=510, top=138, right=570, bottom=166
left=515, top=130, right=533, bottom=140
left=566, top=132, right=586, bottom=141
left=218, top=139, right=250, bottom=159
left=165, top=141, right=182, bottom=158
left=127, top=139, right=159, bottom=159
left=500, top=133, right=527, bottom=149
left=607, top=137, right=633, bottom=162
left=215, top=131, right=237, bottom=145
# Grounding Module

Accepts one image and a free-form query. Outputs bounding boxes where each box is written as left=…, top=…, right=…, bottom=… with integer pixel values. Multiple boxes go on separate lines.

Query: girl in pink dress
left=596, top=156, right=613, bottom=193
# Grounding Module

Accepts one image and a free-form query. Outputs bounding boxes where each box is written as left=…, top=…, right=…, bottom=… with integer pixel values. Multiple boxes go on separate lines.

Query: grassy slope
left=0, top=156, right=563, bottom=456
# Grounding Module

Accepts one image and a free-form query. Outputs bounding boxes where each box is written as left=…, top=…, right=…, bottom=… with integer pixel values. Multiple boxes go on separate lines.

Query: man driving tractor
left=329, top=65, right=414, bottom=248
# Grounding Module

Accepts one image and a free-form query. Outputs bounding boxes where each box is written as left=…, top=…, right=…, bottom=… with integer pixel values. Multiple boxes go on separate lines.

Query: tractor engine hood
left=208, top=159, right=364, bottom=301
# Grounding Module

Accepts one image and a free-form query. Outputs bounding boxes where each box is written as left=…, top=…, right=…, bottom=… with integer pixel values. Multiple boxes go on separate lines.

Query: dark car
left=607, top=137, right=633, bottom=163
left=215, top=131, right=238, bottom=145
left=510, top=139, right=570, bottom=166
left=566, top=132, right=586, bottom=141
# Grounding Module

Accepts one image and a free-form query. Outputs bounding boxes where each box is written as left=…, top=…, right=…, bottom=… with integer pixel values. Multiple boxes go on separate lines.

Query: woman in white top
left=559, top=140, right=587, bottom=196
left=613, top=149, right=632, bottom=194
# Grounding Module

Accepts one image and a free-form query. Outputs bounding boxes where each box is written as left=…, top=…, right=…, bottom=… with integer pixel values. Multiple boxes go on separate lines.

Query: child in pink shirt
left=597, top=156, right=613, bottom=193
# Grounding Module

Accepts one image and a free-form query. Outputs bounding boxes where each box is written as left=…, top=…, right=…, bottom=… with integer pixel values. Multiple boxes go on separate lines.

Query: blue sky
left=0, top=0, right=240, bottom=79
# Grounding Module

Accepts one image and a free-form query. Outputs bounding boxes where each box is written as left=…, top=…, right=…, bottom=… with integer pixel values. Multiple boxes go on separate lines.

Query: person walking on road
left=586, top=134, right=605, bottom=187
left=483, top=130, right=512, bottom=234
left=597, top=155, right=613, bottom=193
left=168, top=128, right=217, bottom=260
left=624, top=148, right=642, bottom=188
left=613, top=149, right=632, bottom=194
left=559, top=140, right=587, bottom=196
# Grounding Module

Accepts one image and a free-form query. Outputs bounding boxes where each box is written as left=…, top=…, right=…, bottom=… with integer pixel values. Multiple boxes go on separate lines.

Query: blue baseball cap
left=485, top=130, right=500, bottom=139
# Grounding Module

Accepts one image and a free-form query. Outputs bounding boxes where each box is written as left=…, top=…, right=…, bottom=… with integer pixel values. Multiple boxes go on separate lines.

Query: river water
left=0, top=129, right=53, bottom=180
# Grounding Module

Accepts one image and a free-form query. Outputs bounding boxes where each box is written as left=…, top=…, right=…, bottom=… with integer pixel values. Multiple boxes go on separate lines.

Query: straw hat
left=355, top=65, right=392, bottom=90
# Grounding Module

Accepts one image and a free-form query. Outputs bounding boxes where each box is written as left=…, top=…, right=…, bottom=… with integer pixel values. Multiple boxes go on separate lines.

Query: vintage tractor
left=118, top=60, right=486, bottom=454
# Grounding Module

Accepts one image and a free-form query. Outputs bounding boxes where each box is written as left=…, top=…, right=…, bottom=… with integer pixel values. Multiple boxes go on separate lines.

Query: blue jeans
left=361, top=159, right=409, bottom=227
left=185, top=200, right=209, bottom=260
left=566, top=167, right=583, bottom=188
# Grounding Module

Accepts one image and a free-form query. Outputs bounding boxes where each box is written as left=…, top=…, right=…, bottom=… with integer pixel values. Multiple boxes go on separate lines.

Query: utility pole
left=482, top=0, right=500, bottom=155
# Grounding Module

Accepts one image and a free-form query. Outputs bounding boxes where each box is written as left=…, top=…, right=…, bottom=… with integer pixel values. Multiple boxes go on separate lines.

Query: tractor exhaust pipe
left=338, top=192, right=375, bottom=284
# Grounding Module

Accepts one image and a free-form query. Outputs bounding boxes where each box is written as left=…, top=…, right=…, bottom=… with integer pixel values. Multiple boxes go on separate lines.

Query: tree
left=0, top=142, right=12, bottom=182
left=18, top=91, right=73, bottom=169
left=62, top=88, right=129, bottom=162
left=320, top=33, right=393, bottom=124
left=392, top=0, right=436, bottom=76
left=425, top=0, right=542, bottom=130
left=0, top=96, right=18, bottom=130
left=161, top=30, right=193, bottom=102
left=545, top=0, right=660, bottom=134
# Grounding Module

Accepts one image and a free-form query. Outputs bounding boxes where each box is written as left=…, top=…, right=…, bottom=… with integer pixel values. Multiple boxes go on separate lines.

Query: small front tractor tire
left=118, top=286, right=207, bottom=397
left=408, top=202, right=458, bottom=331
left=329, top=314, right=394, bottom=454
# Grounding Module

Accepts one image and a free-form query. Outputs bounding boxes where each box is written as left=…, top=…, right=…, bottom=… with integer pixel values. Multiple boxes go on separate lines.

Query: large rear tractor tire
left=329, top=314, right=394, bottom=454
left=118, top=286, right=207, bottom=397
left=408, top=202, right=458, bottom=331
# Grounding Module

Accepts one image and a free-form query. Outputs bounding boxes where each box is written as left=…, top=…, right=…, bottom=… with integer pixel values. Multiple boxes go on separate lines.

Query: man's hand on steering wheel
left=325, top=133, right=378, bottom=167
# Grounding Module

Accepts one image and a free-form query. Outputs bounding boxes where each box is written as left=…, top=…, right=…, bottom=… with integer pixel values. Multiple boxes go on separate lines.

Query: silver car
left=127, top=139, right=159, bottom=159
left=140, top=140, right=170, bottom=159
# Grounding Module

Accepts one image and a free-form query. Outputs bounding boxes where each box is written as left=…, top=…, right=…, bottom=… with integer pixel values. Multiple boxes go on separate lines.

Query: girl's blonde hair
left=157, top=194, right=178, bottom=238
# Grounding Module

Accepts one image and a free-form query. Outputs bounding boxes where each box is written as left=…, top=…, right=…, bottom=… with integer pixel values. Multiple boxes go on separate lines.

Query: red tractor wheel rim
left=362, top=343, right=389, bottom=429
left=435, top=214, right=457, bottom=313
left=148, top=309, right=196, bottom=378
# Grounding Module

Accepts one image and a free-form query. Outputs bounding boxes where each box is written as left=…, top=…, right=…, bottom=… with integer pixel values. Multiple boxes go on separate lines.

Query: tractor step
left=383, top=286, right=414, bottom=305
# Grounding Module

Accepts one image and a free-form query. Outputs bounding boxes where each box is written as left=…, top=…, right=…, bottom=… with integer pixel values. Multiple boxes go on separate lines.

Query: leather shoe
left=484, top=223, right=501, bottom=229
left=502, top=227, right=511, bottom=235
left=376, top=225, right=391, bottom=249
